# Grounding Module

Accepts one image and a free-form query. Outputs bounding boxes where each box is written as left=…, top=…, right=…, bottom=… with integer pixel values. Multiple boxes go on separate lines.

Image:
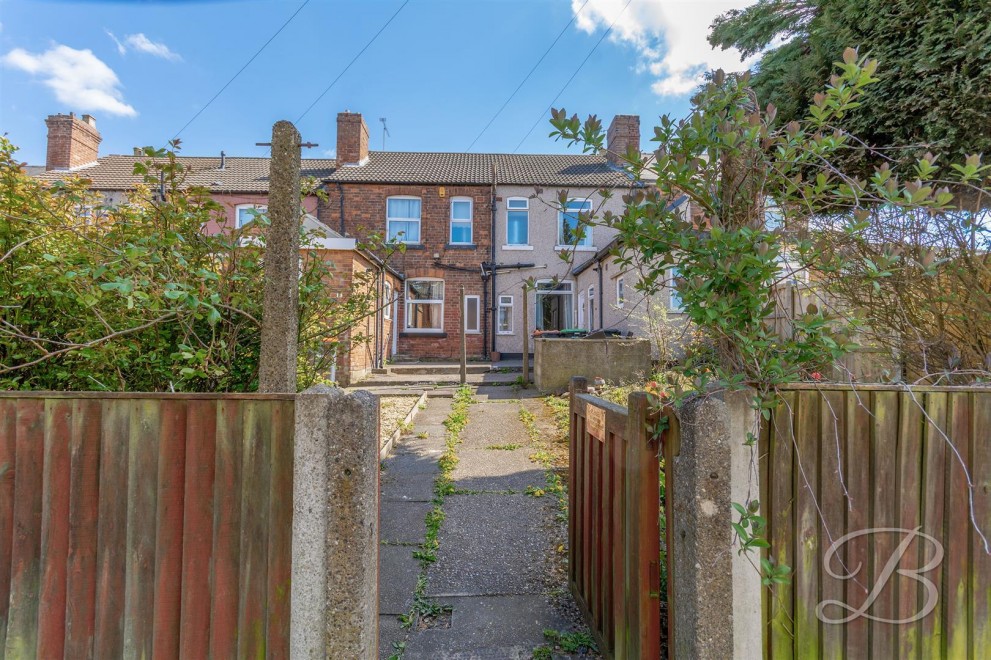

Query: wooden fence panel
left=569, top=377, right=667, bottom=659
left=760, top=385, right=991, bottom=659
left=0, top=392, right=295, bottom=659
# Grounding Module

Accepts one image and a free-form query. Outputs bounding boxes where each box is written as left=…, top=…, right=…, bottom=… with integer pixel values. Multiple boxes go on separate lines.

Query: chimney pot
left=45, top=112, right=102, bottom=171
left=133, top=147, right=142, bottom=156
left=605, top=114, right=640, bottom=168
left=337, top=111, right=369, bottom=166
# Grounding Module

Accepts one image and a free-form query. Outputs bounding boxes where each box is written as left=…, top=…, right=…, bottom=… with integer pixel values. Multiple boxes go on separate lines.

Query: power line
left=512, top=0, right=634, bottom=154
left=465, top=0, right=592, bottom=152
left=172, top=0, right=313, bottom=141
left=294, top=0, right=411, bottom=124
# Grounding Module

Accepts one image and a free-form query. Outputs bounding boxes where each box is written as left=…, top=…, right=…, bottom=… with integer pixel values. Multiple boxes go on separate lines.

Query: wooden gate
left=568, top=377, right=675, bottom=659
left=0, top=392, right=295, bottom=659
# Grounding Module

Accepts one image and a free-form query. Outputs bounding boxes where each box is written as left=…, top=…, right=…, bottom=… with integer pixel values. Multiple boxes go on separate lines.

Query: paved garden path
left=378, top=387, right=587, bottom=659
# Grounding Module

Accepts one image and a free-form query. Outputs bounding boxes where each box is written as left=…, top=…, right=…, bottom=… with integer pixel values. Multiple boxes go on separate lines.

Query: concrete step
left=387, top=363, right=491, bottom=376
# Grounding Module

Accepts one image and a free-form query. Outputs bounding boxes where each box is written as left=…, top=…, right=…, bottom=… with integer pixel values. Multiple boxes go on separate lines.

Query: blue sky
left=0, top=0, right=754, bottom=164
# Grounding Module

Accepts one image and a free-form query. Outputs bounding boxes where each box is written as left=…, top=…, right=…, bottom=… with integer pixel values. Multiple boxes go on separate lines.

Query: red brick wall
left=318, top=183, right=491, bottom=360
left=336, top=112, right=369, bottom=165
left=45, top=113, right=101, bottom=171
left=200, top=193, right=320, bottom=235
left=309, top=248, right=401, bottom=385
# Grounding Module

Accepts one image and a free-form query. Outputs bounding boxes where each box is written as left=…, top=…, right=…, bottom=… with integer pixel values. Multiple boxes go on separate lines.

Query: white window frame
left=235, top=203, right=268, bottom=228
left=578, top=292, right=586, bottom=328
left=387, top=196, right=422, bottom=244
left=404, top=277, right=444, bottom=332
left=383, top=281, right=392, bottom=320
left=616, top=277, right=625, bottom=308
left=497, top=295, right=514, bottom=334
left=668, top=267, right=684, bottom=312
left=504, top=197, right=531, bottom=249
left=587, top=285, right=596, bottom=330
left=556, top=198, right=594, bottom=249
left=534, top=279, right=574, bottom=331
left=464, top=294, right=481, bottom=334
left=449, top=197, right=473, bottom=245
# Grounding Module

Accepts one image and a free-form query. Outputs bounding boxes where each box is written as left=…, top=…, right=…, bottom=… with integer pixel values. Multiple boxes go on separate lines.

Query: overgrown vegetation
left=549, top=50, right=991, bottom=587
left=520, top=405, right=566, bottom=521
left=532, top=628, right=598, bottom=658
left=0, top=138, right=384, bottom=391
left=709, top=0, right=991, bottom=183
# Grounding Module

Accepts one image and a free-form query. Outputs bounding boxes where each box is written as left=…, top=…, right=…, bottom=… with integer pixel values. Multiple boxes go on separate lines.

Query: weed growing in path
left=398, top=386, right=475, bottom=640
left=485, top=443, right=521, bottom=451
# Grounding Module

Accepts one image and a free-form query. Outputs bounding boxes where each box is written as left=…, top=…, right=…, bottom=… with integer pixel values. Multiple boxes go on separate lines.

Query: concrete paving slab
left=378, top=614, right=408, bottom=660
left=426, top=494, right=550, bottom=597
left=457, top=402, right=526, bottom=451
left=452, top=449, right=544, bottom=492
left=380, top=500, right=433, bottom=545
left=379, top=544, right=421, bottom=616
left=402, top=595, right=573, bottom=659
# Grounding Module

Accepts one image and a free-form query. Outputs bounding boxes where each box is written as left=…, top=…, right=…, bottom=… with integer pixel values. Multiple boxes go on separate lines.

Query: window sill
left=502, top=245, right=534, bottom=251
left=400, top=331, right=448, bottom=338
left=465, top=330, right=482, bottom=335
left=445, top=243, right=477, bottom=250
left=394, top=243, right=426, bottom=250
left=554, top=245, right=596, bottom=252
left=496, top=331, right=515, bottom=336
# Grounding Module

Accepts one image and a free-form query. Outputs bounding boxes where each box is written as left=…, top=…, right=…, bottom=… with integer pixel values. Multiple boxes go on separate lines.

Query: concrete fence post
left=671, top=389, right=763, bottom=659
left=292, top=386, right=379, bottom=659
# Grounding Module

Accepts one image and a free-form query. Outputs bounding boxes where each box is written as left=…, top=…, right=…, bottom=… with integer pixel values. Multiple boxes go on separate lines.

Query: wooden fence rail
left=761, top=385, right=991, bottom=659
left=569, top=377, right=674, bottom=659
left=0, top=393, right=295, bottom=659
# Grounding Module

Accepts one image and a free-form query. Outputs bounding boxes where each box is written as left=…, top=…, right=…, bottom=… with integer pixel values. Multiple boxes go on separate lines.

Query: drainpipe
left=489, top=163, right=498, bottom=359
left=597, top=261, right=604, bottom=329
left=336, top=182, right=346, bottom=235
left=376, top=267, right=384, bottom=369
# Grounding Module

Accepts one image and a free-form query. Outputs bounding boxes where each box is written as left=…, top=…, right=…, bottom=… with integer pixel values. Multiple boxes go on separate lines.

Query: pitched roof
left=325, top=151, right=635, bottom=187
left=33, top=150, right=640, bottom=192
left=33, top=155, right=337, bottom=194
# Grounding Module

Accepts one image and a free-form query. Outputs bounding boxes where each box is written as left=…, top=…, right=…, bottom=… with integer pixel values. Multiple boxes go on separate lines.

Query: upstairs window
left=558, top=199, right=593, bottom=247
left=387, top=197, right=421, bottom=244
left=236, top=204, right=268, bottom=228
left=450, top=198, right=473, bottom=244
left=405, top=278, right=444, bottom=331
left=506, top=198, right=529, bottom=245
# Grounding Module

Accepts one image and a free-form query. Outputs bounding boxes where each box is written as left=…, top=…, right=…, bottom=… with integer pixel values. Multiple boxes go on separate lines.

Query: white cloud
left=105, top=30, right=126, bottom=55
left=571, top=0, right=757, bottom=96
left=106, top=30, right=181, bottom=61
left=3, top=45, right=137, bottom=116
left=124, top=33, right=181, bottom=61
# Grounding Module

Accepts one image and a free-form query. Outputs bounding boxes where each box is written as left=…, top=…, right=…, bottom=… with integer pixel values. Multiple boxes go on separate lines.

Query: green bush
left=0, top=138, right=375, bottom=391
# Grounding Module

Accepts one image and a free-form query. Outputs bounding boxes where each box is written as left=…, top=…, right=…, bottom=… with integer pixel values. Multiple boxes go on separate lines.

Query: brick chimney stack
left=336, top=111, right=369, bottom=166
left=45, top=112, right=101, bottom=171
left=605, top=114, right=640, bottom=167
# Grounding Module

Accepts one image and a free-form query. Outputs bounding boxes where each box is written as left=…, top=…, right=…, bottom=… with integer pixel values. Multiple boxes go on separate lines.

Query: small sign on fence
left=586, top=404, right=605, bottom=440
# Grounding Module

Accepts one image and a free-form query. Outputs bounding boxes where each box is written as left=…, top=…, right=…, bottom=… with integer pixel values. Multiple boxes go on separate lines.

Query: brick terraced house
left=32, top=110, right=651, bottom=374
